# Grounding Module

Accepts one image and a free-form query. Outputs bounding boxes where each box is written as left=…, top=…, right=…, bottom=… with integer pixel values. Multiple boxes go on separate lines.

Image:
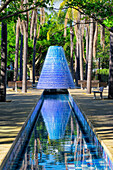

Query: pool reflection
left=41, top=94, right=71, bottom=140
left=16, top=94, right=110, bottom=170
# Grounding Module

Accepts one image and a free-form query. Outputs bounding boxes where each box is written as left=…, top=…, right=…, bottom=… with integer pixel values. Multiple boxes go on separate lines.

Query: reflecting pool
left=11, top=94, right=110, bottom=169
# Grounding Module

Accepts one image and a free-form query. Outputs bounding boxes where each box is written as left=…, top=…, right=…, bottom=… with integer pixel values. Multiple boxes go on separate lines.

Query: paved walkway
left=0, top=88, right=43, bottom=165
left=0, top=87, right=113, bottom=167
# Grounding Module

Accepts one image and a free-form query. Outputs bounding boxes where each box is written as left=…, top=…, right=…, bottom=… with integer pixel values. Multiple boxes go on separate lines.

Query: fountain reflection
left=41, top=94, right=71, bottom=140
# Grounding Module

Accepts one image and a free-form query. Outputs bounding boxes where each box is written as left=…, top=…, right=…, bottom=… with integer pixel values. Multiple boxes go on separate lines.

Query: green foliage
left=1, top=0, right=110, bottom=79
left=0, top=0, right=50, bottom=22
left=0, top=21, right=16, bottom=66
left=103, top=16, right=113, bottom=28
left=7, top=21, right=16, bottom=65
left=67, top=0, right=113, bottom=30
left=34, top=13, right=71, bottom=67
left=96, top=69, right=109, bottom=82
left=97, top=69, right=109, bottom=75
left=96, top=26, right=110, bottom=69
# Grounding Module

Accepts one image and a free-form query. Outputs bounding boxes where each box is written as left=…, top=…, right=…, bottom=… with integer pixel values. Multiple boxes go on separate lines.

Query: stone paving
left=0, top=87, right=113, bottom=167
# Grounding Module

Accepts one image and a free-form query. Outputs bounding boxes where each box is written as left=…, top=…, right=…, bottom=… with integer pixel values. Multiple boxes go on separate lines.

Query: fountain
left=37, top=46, right=75, bottom=89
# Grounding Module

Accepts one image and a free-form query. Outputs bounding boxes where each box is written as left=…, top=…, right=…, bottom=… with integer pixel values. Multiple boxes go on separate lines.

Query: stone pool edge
left=69, top=93, right=113, bottom=169
left=0, top=95, right=44, bottom=170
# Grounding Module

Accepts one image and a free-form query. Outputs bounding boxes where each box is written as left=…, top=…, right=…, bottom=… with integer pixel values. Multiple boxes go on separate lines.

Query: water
left=11, top=94, right=110, bottom=169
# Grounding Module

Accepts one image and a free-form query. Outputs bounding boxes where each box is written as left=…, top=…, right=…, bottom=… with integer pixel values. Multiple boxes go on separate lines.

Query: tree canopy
left=67, top=0, right=113, bottom=32
left=0, top=0, right=49, bottom=22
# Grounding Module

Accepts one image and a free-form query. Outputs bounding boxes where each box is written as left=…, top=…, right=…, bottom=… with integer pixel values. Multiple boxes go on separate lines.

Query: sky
left=47, top=1, right=63, bottom=9
left=46, top=1, right=63, bottom=14
left=53, top=1, right=62, bottom=8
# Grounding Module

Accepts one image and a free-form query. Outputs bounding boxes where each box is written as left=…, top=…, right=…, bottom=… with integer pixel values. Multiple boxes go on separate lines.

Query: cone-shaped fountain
left=41, top=94, right=71, bottom=139
left=37, top=46, right=75, bottom=89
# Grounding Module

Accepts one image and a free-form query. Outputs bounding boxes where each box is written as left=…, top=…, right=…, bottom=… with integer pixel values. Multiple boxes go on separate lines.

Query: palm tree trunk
left=14, top=18, right=20, bottom=83
left=108, top=27, right=113, bottom=98
left=77, top=12, right=83, bottom=81
left=79, top=24, right=83, bottom=80
left=0, top=22, right=7, bottom=102
left=100, top=25, right=105, bottom=50
left=42, top=7, right=45, bottom=24
left=40, top=8, right=44, bottom=25
left=20, top=21, right=23, bottom=81
left=70, top=25, right=74, bottom=78
left=22, top=0, right=28, bottom=93
left=75, top=41, right=78, bottom=86
left=73, top=9, right=79, bottom=84
left=74, top=22, right=80, bottom=85
left=77, top=37, right=80, bottom=80
left=37, top=25, right=40, bottom=39
left=33, top=10, right=37, bottom=84
left=87, top=18, right=94, bottom=93
left=93, top=22, right=98, bottom=60
left=22, top=20, right=28, bottom=93
left=81, top=20, right=86, bottom=64
left=30, top=10, right=35, bottom=39
left=20, top=33, right=23, bottom=81
left=85, top=24, right=89, bottom=80
left=64, top=12, right=68, bottom=37
left=40, top=7, right=45, bottom=25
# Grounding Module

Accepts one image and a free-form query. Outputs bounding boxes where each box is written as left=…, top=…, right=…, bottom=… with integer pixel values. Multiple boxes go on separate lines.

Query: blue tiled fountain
left=37, top=46, right=75, bottom=89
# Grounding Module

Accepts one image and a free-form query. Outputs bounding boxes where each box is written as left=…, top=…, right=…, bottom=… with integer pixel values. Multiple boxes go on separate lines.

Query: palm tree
left=22, top=20, right=28, bottom=93
left=87, top=18, right=94, bottom=93
left=85, top=23, right=89, bottom=80
left=78, top=13, right=84, bottom=81
left=0, top=22, right=7, bottom=102
left=100, top=25, right=105, bottom=50
left=20, top=22, right=23, bottom=81
left=93, top=22, right=98, bottom=60
left=73, top=11, right=84, bottom=82
left=14, top=18, right=20, bottom=90
left=58, top=1, right=86, bottom=83
left=58, top=1, right=77, bottom=79
left=72, top=9, right=80, bottom=84
left=22, top=0, right=28, bottom=93
left=30, top=3, right=45, bottom=84
left=108, top=27, right=113, bottom=99
left=70, top=23, right=74, bottom=78
left=30, top=9, right=35, bottom=40
left=75, top=38, right=80, bottom=85
left=33, top=9, right=37, bottom=84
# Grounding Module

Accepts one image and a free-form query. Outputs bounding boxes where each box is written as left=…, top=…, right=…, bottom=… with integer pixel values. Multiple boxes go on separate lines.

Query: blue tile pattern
left=37, top=46, right=75, bottom=89
left=41, top=94, right=71, bottom=139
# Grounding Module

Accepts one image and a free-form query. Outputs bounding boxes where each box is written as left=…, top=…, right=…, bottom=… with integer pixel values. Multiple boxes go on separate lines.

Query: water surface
left=13, top=94, right=109, bottom=169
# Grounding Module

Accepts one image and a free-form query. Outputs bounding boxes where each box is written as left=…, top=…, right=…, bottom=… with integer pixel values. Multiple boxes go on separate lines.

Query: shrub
left=96, top=69, right=109, bottom=82
left=7, top=70, right=14, bottom=82
left=97, top=69, right=109, bottom=75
